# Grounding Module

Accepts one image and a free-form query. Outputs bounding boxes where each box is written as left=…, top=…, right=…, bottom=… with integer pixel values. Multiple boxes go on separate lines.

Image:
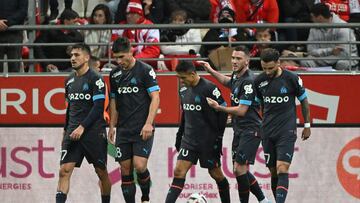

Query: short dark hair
left=112, top=37, right=131, bottom=53
left=260, top=48, right=280, bottom=62
left=90, top=4, right=112, bottom=24
left=233, top=46, right=249, bottom=56
left=311, top=3, right=331, bottom=18
left=71, top=43, right=91, bottom=55
left=59, top=9, right=79, bottom=23
left=175, top=60, right=196, bottom=73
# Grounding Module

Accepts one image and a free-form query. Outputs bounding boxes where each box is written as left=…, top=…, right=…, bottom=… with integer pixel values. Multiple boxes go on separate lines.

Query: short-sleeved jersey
left=226, top=70, right=262, bottom=132
left=254, top=69, right=307, bottom=137
left=180, top=78, right=227, bottom=151
left=64, top=68, right=107, bottom=134
left=109, top=60, right=160, bottom=137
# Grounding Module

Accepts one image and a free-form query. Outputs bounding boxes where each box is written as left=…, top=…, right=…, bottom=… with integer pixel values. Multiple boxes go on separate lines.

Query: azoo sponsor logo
left=68, top=93, right=91, bottom=101
left=183, top=103, right=202, bottom=111
left=117, top=86, right=139, bottom=94
left=263, top=96, right=289, bottom=104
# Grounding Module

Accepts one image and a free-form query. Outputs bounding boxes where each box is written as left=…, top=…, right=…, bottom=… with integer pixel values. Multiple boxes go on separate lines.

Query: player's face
left=261, top=60, right=281, bottom=78
left=231, top=50, right=249, bottom=73
left=176, top=71, right=195, bottom=87
left=114, top=51, right=134, bottom=70
left=70, top=48, right=89, bottom=70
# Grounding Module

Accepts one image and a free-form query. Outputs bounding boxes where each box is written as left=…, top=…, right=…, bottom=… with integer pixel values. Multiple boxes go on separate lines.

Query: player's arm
left=300, top=97, right=311, bottom=140
left=175, top=111, right=185, bottom=152
left=108, top=98, right=118, bottom=145
left=141, top=90, right=160, bottom=140
left=198, top=61, right=231, bottom=87
left=206, top=100, right=250, bottom=117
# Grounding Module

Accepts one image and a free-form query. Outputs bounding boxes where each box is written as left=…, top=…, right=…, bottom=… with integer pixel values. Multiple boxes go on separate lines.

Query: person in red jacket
left=233, top=0, right=279, bottom=23
left=112, top=0, right=160, bottom=68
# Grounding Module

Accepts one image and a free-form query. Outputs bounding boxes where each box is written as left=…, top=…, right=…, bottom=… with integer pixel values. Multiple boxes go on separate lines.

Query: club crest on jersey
left=244, top=84, right=253, bottom=94
left=195, top=95, right=201, bottom=103
left=95, top=79, right=105, bottom=89
left=130, top=77, right=137, bottom=84
left=82, top=83, right=89, bottom=91
left=149, top=69, right=156, bottom=79
left=280, top=86, right=288, bottom=94
left=112, top=70, right=122, bottom=78
left=259, top=81, right=268, bottom=88
left=212, top=88, right=221, bottom=99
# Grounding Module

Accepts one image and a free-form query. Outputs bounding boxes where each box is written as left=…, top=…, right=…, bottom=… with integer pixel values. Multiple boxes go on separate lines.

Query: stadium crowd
left=0, top=0, right=359, bottom=72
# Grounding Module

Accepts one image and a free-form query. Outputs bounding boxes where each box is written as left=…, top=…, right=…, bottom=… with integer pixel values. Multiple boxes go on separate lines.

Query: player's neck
left=76, top=64, right=89, bottom=76
left=191, top=75, right=201, bottom=87
left=274, top=67, right=282, bottom=78
left=124, top=57, right=136, bottom=70
left=235, top=66, right=248, bottom=78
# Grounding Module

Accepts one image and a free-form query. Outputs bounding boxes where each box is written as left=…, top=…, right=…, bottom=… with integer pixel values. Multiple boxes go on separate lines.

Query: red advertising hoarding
left=0, top=74, right=359, bottom=125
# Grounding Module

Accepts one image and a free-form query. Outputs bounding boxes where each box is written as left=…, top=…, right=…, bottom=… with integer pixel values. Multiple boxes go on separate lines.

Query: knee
left=173, top=167, right=186, bottom=178
left=59, top=167, right=72, bottom=179
left=233, top=163, right=247, bottom=176
left=276, top=164, right=289, bottom=174
left=209, top=168, right=224, bottom=182
left=134, top=164, right=147, bottom=174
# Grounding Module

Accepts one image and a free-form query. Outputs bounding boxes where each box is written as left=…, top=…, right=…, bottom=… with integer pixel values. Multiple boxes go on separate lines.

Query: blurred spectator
left=105, top=0, right=121, bottom=20
left=83, top=4, right=112, bottom=58
left=0, top=0, right=28, bottom=73
left=49, top=0, right=73, bottom=20
left=160, top=9, right=202, bottom=70
left=314, top=0, right=350, bottom=21
left=300, top=3, right=358, bottom=70
left=115, top=0, right=165, bottom=23
left=34, top=9, right=84, bottom=72
left=164, top=0, right=211, bottom=23
left=349, top=0, right=360, bottom=53
left=209, top=0, right=235, bottom=22
left=89, top=55, right=101, bottom=71
left=112, top=0, right=160, bottom=68
left=200, top=7, right=248, bottom=57
left=233, top=0, right=279, bottom=23
left=277, top=0, right=313, bottom=47
left=249, top=27, right=279, bottom=70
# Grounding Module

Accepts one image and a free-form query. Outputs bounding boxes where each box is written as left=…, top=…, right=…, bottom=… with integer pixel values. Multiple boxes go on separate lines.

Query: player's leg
left=115, top=143, right=136, bottom=203
left=274, top=131, right=297, bottom=203
left=94, top=166, right=111, bottom=203
left=56, top=162, right=76, bottom=203
left=133, top=136, right=154, bottom=202
left=165, top=148, right=195, bottom=203
left=262, top=136, right=277, bottom=200
left=208, top=167, right=230, bottom=203
left=56, top=138, right=84, bottom=203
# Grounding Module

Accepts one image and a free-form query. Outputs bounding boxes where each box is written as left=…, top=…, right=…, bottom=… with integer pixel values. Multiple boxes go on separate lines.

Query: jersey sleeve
left=92, top=75, right=106, bottom=101
left=238, top=79, right=256, bottom=106
left=144, top=66, right=160, bottom=93
left=293, top=74, right=307, bottom=102
left=254, top=76, right=264, bottom=105
left=109, top=70, right=117, bottom=99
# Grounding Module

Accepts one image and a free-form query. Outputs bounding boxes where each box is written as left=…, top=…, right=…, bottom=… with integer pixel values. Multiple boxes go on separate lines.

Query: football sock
left=247, top=171, right=265, bottom=201
left=56, top=191, right=67, bottom=203
left=217, top=178, right=230, bottom=203
left=121, top=175, right=136, bottom=203
left=101, top=195, right=110, bottom=203
left=236, top=174, right=250, bottom=203
left=165, top=178, right=185, bottom=203
left=137, top=169, right=151, bottom=202
left=271, top=176, right=278, bottom=199
left=276, top=173, right=289, bottom=203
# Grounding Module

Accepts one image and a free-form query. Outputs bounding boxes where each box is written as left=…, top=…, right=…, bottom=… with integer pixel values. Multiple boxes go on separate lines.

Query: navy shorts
left=114, top=135, right=154, bottom=162
left=177, top=147, right=221, bottom=169
left=61, top=129, right=108, bottom=170
left=262, top=129, right=297, bottom=167
left=232, top=129, right=261, bottom=165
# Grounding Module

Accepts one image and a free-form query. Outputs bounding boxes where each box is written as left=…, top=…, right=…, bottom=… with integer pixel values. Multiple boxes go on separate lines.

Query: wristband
left=304, top=123, right=311, bottom=128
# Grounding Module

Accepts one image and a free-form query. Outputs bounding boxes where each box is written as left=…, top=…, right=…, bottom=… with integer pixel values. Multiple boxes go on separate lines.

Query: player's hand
left=47, top=64, right=59, bottom=72
left=332, top=46, right=344, bottom=56
left=108, top=127, right=116, bottom=145
left=301, top=128, right=311, bottom=141
left=140, top=123, right=154, bottom=141
left=197, top=61, right=213, bottom=73
left=0, top=20, right=8, bottom=31
left=206, top=97, right=219, bottom=110
left=70, top=125, right=84, bottom=140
